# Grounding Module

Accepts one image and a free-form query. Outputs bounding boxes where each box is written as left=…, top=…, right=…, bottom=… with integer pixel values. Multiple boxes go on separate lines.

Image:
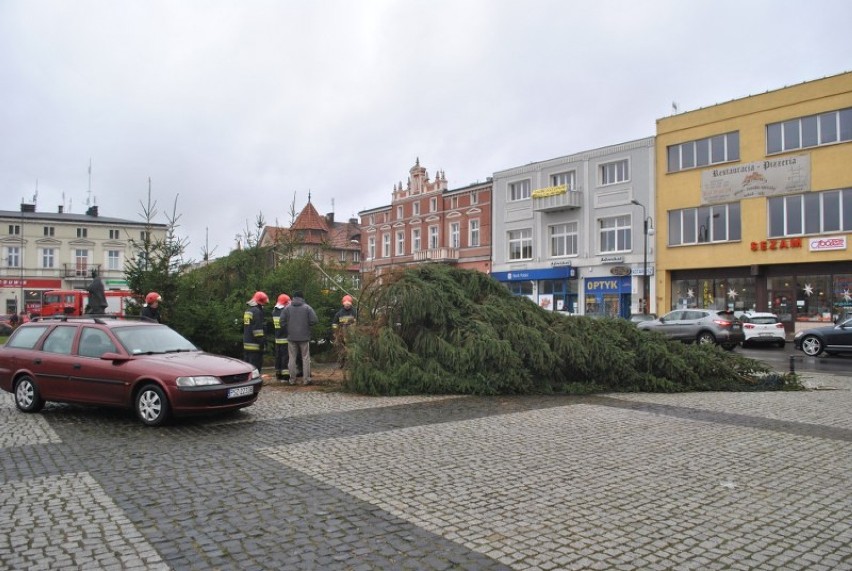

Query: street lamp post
left=630, top=200, right=651, bottom=314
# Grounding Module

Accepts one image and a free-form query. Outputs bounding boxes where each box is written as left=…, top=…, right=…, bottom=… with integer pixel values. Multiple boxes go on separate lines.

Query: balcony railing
left=413, top=247, right=459, bottom=263
left=532, top=186, right=584, bottom=212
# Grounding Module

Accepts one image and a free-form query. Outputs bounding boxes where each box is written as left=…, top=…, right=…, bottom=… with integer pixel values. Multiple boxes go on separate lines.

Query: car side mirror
left=100, top=352, right=130, bottom=362
left=659, top=316, right=665, bottom=323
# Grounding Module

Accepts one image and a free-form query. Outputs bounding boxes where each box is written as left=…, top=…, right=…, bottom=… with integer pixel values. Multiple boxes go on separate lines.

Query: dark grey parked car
left=636, top=309, right=744, bottom=350
left=794, top=317, right=852, bottom=356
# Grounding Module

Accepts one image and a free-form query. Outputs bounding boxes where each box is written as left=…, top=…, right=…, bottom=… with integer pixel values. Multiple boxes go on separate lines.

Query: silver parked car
left=636, top=309, right=744, bottom=350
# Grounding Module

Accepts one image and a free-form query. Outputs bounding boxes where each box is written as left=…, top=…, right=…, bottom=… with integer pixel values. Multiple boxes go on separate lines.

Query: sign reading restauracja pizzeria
left=701, top=154, right=810, bottom=204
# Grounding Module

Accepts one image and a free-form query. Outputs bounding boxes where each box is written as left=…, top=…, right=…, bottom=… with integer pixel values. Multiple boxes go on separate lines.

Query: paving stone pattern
left=1, top=372, right=850, bottom=570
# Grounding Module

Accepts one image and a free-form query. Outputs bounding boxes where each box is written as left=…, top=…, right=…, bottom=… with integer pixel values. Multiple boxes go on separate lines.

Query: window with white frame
left=382, top=234, right=391, bottom=257
left=396, top=230, right=405, bottom=255
left=140, top=230, right=150, bottom=241
left=599, top=215, right=632, bottom=253
left=450, top=196, right=458, bottom=209
left=549, top=222, right=578, bottom=257
left=396, top=206, right=403, bottom=220
left=413, top=202, right=420, bottom=216
left=107, top=250, right=121, bottom=270
left=412, top=228, right=421, bottom=252
left=469, top=219, right=480, bottom=247
left=352, top=250, right=360, bottom=263
left=41, top=247, right=55, bottom=268
left=339, top=250, right=347, bottom=262
left=75, top=249, right=89, bottom=276
left=767, top=108, right=852, bottom=154
left=367, top=236, right=376, bottom=260
left=508, top=229, right=533, bottom=260
left=8, top=224, right=20, bottom=235
left=430, top=197, right=438, bottom=212
left=668, top=203, right=742, bottom=245
left=5, top=246, right=20, bottom=267
left=43, top=226, right=54, bottom=237
left=109, top=229, right=120, bottom=239
left=428, top=225, right=439, bottom=249
left=768, top=188, right=852, bottom=237
left=508, top=180, right=531, bottom=201
left=551, top=171, right=576, bottom=190
left=599, top=160, right=629, bottom=186
left=470, top=191, right=478, bottom=205
left=449, top=222, right=460, bottom=248
left=667, top=132, right=740, bottom=172
left=77, top=227, right=88, bottom=238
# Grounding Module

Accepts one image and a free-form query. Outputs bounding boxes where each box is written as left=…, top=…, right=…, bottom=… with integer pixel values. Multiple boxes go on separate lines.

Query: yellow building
left=655, top=72, right=852, bottom=334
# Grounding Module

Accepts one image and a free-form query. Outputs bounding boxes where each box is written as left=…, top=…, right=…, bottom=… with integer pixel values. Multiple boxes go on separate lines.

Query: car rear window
left=5, top=325, right=50, bottom=349
left=749, top=316, right=778, bottom=325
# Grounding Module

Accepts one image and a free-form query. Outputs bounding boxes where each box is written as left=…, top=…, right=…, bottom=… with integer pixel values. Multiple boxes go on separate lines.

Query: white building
left=0, top=203, right=167, bottom=316
left=490, top=137, right=656, bottom=317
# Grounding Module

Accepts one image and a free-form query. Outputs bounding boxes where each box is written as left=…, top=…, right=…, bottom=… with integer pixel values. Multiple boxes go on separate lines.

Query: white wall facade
left=491, top=137, right=656, bottom=317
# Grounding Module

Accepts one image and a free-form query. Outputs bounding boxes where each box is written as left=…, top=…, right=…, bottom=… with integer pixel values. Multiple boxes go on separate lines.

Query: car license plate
left=759, top=332, right=772, bottom=336
left=227, top=386, right=254, bottom=399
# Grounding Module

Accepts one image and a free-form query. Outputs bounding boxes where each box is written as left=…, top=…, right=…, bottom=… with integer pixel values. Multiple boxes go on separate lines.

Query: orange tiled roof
left=291, top=202, right=329, bottom=232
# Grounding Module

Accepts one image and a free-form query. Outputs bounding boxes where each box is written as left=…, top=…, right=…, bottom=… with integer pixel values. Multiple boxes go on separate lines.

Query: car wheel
left=800, top=335, right=824, bottom=357
left=14, top=375, right=45, bottom=413
left=135, top=384, right=170, bottom=426
left=776, top=340, right=786, bottom=349
left=696, top=331, right=716, bottom=345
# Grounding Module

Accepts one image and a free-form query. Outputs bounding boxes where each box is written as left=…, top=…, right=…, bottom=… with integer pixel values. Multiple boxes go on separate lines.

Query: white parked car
left=739, top=312, right=786, bottom=348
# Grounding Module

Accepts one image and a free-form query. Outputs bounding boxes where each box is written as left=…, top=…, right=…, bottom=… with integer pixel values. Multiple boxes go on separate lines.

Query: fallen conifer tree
left=344, top=264, right=801, bottom=396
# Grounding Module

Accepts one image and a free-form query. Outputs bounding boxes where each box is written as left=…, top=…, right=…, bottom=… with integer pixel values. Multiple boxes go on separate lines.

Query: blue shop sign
left=585, top=276, right=631, bottom=294
left=491, top=267, right=576, bottom=281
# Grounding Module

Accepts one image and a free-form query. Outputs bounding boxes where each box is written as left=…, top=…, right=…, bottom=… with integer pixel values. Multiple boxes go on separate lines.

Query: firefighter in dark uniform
left=242, top=291, right=268, bottom=371
left=332, top=294, right=357, bottom=367
left=271, top=293, right=291, bottom=382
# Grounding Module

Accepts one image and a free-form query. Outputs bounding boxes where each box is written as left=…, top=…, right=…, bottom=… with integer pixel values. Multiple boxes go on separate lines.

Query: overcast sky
left=2, top=0, right=850, bottom=261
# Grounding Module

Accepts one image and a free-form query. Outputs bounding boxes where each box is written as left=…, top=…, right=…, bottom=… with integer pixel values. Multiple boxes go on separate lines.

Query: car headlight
left=793, top=331, right=804, bottom=340
left=176, top=376, right=223, bottom=387
left=251, top=368, right=261, bottom=380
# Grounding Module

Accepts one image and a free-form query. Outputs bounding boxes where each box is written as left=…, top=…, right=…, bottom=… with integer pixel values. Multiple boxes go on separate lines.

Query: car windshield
left=113, top=325, right=199, bottom=355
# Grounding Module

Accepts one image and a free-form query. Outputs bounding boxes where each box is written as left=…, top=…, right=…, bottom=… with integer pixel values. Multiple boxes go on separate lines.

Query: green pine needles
left=344, top=264, right=802, bottom=396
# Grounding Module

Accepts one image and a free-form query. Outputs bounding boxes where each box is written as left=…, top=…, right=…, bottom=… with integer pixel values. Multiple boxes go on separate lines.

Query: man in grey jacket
left=281, top=290, right=318, bottom=385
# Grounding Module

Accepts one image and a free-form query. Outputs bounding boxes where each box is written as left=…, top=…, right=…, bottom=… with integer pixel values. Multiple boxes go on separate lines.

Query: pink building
left=359, top=159, right=492, bottom=277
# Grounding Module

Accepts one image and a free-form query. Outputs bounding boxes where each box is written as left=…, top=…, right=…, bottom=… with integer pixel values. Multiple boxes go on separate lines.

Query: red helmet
left=145, top=292, right=161, bottom=305
left=342, top=295, right=354, bottom=305
left=252, top=291, right=269, bottom=305
left=277, top=293, right=291, bottom=306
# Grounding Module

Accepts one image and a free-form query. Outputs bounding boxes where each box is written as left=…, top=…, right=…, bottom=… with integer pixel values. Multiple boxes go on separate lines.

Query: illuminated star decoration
left=802, top=283, right=814, bottom=297
left=727, top=288, right=738, bottom=300
left=687, top=288, right=695, bottom=299
left=843, top=289, right=852, bottom=302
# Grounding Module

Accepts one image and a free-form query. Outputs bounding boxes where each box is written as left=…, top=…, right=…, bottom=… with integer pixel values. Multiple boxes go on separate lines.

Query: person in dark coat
left=141, top=292, right=162, bottom=323
left=271, top=293, right=291, bottom=382
left=242, top=291, right=268, bottom=371
left=332, top=294, right=357, bottom=367
left=281, top=290, right=318, bottom=385
left=85, top=269, right=108, bottom=315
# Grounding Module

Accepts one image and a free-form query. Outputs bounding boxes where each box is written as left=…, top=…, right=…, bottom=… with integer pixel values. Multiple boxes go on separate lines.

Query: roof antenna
left=86, top=158, right=93, bottom=206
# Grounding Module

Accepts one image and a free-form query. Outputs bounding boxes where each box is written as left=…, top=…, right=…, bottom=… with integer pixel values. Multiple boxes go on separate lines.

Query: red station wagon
left=0, top=317, right=262, bottom=426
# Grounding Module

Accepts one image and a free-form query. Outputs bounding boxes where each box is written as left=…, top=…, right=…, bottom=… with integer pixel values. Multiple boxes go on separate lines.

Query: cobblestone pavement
left=1, top=371, right=850, bottom=570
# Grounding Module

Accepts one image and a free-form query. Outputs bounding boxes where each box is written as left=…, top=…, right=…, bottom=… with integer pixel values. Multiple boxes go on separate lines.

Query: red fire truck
left=41, top=290, right=135, bottom=318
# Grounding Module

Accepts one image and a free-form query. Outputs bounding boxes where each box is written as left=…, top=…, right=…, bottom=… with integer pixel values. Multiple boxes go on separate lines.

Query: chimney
left=20, top=203, right=36, bottom=213
left=348, top=217, right=358, bottom=225
left=86, top=205, right=99, bottom=217
left=58, top=205, right=64, bottom=213
left=325, top=212, right=334, bottom=225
